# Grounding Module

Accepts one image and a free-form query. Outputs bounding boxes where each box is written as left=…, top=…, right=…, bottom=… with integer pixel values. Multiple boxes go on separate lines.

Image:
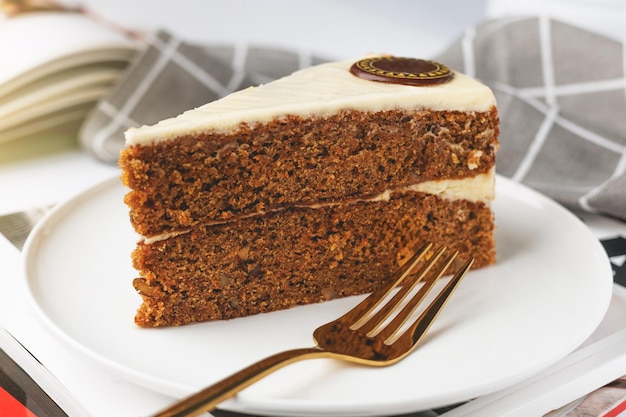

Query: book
left=0, top=326, right=87, bottom=417
left=0, top=9, right=137, bottom=143
left=546, top=377, right=626, bottom=417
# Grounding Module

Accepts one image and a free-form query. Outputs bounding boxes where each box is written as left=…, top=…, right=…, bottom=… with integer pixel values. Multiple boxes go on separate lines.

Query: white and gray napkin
left=79, top=31, right=326, bottom=163
left=436, top=16, right=626, bottom=222
left=80, top=17, right=626, bottom=222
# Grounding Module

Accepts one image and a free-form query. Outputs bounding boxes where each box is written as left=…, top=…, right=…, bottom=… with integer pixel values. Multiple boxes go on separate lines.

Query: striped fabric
left=79, top=30, right=324, bottom=164
left=436, top=16, right=626, bottom=221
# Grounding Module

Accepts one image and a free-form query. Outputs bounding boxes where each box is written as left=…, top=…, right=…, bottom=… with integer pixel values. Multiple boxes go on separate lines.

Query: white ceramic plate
left=22, top=176, right=613, bottom=416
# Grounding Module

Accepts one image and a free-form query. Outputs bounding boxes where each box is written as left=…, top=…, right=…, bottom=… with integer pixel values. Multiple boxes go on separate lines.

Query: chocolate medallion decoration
left=350, top=56, right=454, bottom=86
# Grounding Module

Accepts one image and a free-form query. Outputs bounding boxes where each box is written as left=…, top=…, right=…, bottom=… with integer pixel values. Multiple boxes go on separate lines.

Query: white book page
left=0, top=12, right=136, bottom=95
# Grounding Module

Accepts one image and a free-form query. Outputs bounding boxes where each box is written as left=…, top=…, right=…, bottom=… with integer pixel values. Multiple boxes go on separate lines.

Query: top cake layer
left=125, top=58, right=496, bottom=146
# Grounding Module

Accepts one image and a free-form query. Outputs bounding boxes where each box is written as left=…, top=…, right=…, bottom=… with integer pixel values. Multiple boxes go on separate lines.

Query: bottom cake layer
left=132, top=191, right=495, bottom=327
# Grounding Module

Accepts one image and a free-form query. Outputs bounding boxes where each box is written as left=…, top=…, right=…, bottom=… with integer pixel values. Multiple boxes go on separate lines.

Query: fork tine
left=376, top=249, right=458, bottom=341
left=337, top=242, right=433, bottom=326
left=391, top=256, right=474, bottom=347
left=355, top=245, right=448, bottom=335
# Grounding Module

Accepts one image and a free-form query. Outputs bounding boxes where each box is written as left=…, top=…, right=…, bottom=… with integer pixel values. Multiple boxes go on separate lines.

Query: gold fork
left=151, top=243, right=473, bottom=417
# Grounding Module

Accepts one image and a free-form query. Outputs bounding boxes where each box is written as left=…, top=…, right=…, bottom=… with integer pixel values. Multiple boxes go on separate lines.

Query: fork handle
left=151, top=346, right=328, bottom=417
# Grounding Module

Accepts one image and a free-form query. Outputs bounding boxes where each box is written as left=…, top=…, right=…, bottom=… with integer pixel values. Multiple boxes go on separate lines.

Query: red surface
left=0, top=386, right=36, bottom=417
left=604, top=399, right=626, bottom=417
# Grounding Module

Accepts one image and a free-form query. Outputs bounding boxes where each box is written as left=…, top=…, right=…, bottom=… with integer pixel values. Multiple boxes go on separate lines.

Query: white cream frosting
left=141, top=170, right=495, bottom=243
left=407, top=169, right=495, bottom=202
left=125, top=58, right=496, bottom=146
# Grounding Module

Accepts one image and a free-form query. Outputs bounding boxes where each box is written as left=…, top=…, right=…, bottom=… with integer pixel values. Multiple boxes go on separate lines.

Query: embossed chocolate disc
left=350, top=57, right=454, bottom=86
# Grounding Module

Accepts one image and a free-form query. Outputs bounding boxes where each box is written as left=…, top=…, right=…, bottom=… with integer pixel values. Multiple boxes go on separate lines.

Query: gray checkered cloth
left=436, top=16, right=626, bottom=221
left=79, top=30, right=326, bottom=162
left=81, top=18, right=626, bottom=221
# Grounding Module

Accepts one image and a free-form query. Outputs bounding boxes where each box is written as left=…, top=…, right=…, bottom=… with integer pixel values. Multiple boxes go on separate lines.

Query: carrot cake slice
left=120, top=56, right=499, bottom=327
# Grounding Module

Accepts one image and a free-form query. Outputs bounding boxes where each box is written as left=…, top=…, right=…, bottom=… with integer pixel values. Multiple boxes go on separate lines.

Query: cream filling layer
left=125, top=59, right=496, bottom=146
left=140, top=170, right=495, bottom=244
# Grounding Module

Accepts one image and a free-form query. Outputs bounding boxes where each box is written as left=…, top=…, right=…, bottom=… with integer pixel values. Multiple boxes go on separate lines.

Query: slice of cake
left=120, top=56, right=499, bottom=328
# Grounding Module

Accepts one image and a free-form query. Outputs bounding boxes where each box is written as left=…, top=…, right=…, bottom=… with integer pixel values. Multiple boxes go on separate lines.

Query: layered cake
left=120, top=56, right=499, bottom=328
